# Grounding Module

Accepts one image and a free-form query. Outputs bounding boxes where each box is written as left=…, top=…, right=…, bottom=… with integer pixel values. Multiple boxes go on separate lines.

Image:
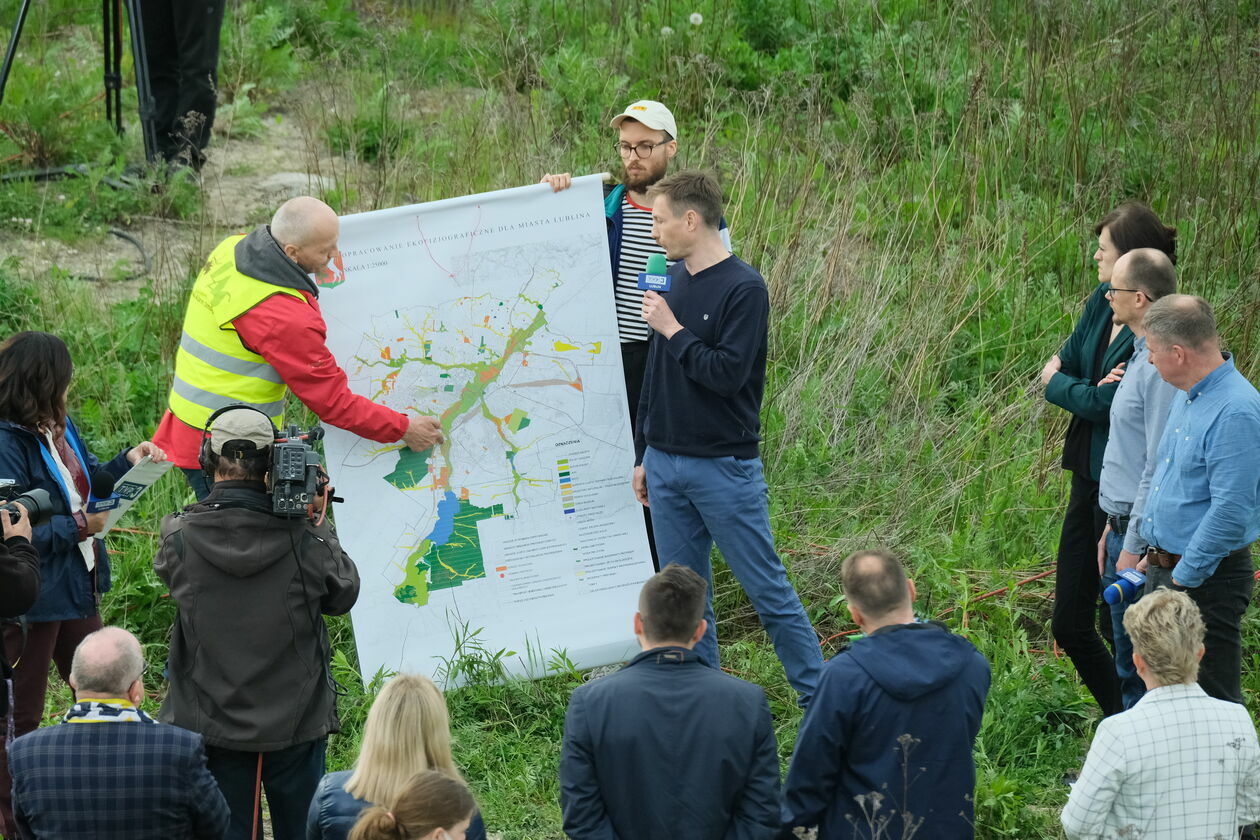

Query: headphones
left=198, top=403, right=279, bottom=484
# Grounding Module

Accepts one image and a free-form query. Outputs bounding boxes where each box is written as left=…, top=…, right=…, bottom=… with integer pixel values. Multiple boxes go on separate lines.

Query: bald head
left=270, top=196, right=340, bottom=274
left=1113, top=248, right=1177, bottom=301
left=271, top=196, right=337, bottom=248
left=841, top=549, right=915, bottom=627
left=70, top=627, right=144, bottom=699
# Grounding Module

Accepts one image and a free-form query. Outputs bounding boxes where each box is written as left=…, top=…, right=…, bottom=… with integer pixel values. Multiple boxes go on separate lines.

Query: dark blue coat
left=781, top=622, right=991, bottom=840
left=9, top=715, right=229, bottom=839
left=560, top=646, right=780, bottom=840
left=0, top=418, right=130, bottom=622
left=305, top=769, right=488, bottom=840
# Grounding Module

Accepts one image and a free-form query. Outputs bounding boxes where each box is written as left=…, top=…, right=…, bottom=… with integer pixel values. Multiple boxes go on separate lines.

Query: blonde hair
left=344, top=674, right=462, bottom=806
left=348, top=771, right=474, bottom=840
left=1123, top=589, right=1205, bottom=686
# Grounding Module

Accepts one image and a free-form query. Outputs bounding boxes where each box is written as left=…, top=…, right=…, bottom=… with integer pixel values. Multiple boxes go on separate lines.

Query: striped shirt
left=614, top=195, right=666, bottom=343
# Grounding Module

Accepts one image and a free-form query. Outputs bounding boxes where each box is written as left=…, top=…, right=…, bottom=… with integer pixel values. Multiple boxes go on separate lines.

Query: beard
left=622, top=158, right=669, bottom=192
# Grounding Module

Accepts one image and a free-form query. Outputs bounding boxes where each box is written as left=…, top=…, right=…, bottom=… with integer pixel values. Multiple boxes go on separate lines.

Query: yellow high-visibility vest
left=167, top=234, right=309, bottom=430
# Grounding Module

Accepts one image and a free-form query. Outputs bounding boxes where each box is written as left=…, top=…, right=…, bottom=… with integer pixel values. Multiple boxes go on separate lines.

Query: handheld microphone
left=87, top=472, right=121, bottom=514
left=637, top=253, right=671, bottom=292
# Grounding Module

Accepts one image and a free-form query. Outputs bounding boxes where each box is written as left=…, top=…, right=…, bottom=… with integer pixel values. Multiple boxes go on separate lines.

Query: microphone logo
left=637, top=253, right=671, bottom=292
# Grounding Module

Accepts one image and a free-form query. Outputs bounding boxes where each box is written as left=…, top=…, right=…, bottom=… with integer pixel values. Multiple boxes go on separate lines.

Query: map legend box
left=557, top=458, right=577, bottom=514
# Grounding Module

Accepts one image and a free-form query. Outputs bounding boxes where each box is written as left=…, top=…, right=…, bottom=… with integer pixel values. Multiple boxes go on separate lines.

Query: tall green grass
left=2, top=0, right=1258, bottom=836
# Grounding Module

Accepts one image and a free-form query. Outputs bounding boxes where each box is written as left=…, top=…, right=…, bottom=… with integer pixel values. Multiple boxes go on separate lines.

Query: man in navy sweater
left=632, top=170, right=822, bottom=704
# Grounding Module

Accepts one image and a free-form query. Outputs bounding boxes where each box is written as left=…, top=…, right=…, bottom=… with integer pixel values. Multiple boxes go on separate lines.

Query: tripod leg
left=0, top=0, right=33, bottom=109
left=123, top=0, right=158, bottom=162
left=111, top=0, right=124, bottom=134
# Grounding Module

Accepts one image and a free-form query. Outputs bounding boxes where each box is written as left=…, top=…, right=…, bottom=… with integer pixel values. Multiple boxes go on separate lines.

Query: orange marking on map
left=381, top=346, right=392, bottom=361
left=479, top=366, right=500, bottom=384
left=570, top=381, right=583, bottom=391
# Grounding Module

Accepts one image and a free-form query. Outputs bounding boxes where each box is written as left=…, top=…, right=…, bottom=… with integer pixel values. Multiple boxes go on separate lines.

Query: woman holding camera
left=0, top=331, right=165, bottom=836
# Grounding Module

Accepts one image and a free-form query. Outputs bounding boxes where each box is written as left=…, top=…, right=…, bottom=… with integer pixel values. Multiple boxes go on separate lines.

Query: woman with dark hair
left=0, top=331, right=165, bottom=836
left=348, top=771, right=476, bottom=840
left=1039, top=201, right=1177, bottom=717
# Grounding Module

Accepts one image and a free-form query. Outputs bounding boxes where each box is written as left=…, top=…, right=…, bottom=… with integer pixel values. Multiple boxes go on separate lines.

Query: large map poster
left=318, top=175, right=654, bottom=684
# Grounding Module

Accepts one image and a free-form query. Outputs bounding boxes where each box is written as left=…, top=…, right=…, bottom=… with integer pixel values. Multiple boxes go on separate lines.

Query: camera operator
left=1, top=503, right=39, bottom=723
left=154, top=406, right=360, bottom=840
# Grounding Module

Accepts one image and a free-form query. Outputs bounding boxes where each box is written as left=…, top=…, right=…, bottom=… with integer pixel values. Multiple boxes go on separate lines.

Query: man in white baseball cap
left=540, top=100, right=728, bottom=570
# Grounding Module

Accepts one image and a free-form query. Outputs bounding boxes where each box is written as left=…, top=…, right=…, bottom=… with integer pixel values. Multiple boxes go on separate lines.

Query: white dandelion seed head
left=690, top=12, right=703, bottom=25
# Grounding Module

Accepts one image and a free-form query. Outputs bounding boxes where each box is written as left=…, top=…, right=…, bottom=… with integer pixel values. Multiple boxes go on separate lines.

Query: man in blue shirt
left=1138, top=294, right=1260, bottom=704
left=1096, top=249, right=1179, bottom=709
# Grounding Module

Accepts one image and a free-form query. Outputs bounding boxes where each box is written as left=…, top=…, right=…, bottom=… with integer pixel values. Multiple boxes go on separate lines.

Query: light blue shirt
left=1098, top=337, right=1179, bottom=555
left=1138, top=355, right=1260, bottom=587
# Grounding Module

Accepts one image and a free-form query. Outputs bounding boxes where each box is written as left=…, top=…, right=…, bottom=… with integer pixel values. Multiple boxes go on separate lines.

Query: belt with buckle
left=1107, top=514, right=1130, bottom=537
left=1146, top=546, right=1180, bottom=569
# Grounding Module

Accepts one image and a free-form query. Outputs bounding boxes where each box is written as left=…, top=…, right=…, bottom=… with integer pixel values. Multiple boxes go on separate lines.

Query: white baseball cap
left=208, top=407, right=276, bottom=457
left=610, top=100, right=678, bottom=140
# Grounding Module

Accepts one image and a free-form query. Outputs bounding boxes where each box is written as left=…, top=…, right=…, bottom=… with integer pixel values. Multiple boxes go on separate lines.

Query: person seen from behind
left=1061, top=589, right=1260, bottom=839
left=347, top=770, right=476, bottom=840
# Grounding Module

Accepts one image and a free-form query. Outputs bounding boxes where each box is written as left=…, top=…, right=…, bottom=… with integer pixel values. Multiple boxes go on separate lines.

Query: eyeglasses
left=1105, top=287, right=1142, bottom=298
left=614, top=141, right=668, bottom=159
left=133, top=660, right=150, bottom=684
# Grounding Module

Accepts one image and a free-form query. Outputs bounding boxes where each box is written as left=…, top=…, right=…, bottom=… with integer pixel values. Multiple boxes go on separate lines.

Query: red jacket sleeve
left=232, top=293, right=409, bottom=443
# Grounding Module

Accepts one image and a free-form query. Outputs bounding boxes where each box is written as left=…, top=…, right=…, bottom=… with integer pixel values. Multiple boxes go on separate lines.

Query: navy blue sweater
left=634, top=254, right=769, bottom=462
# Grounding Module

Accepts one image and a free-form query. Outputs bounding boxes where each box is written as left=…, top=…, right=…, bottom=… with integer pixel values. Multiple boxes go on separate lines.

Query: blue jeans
left=1102, top=529, right=1145, bottom=709
left=642, top=447, right=822, bottom=703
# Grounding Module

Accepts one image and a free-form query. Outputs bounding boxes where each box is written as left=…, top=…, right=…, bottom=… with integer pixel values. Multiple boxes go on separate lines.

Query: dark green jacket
left=1045, top=283, right=1134, bottom=481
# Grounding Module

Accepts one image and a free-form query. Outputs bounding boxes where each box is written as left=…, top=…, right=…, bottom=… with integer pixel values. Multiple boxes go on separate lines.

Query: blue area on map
left=424, top=491, right=460, bottom=545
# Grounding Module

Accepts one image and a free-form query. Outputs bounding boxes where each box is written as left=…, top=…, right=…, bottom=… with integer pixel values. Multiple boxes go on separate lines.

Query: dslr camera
left=0, top=484, right=55, bottom=527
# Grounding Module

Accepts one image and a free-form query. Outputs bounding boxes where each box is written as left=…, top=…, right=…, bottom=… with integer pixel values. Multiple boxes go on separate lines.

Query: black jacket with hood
left=781, top=621, right=991, bottom=840
left=154, top=481, right=360, bottom=752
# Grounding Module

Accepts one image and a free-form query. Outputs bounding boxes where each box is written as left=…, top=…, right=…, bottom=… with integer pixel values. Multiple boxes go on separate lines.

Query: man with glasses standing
left=8, top=627, right=229, bottom=840
left=542, top=101, right=729, bottom=568
left=1094, top=248, right=1179, bottom=710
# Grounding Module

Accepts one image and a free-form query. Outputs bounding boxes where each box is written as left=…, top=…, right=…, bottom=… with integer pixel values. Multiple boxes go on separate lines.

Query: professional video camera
left=0, top=486, right=55, bottom=527
left=269, top=424, right=339, bottom=518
